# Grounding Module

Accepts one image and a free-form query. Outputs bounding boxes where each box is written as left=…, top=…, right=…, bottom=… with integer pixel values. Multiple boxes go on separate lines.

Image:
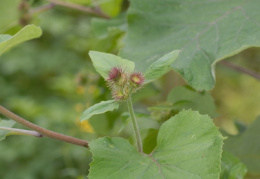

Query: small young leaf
left=0, top=24, right=42, bottom=56
left=144, top=50, right=180, bottom=83
left=0, top=119, right=16, bottom=141
left=80, top=100, right=120, bottom=121
left=89, top=51, right=135, bottom=79
left=89, top=110, right=223, bottom=179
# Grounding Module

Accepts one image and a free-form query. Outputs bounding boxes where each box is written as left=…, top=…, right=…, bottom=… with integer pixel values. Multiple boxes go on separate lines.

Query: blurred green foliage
left=0, top=0, right=126, bottom=178
left=224, top=117, right=260, bottom=178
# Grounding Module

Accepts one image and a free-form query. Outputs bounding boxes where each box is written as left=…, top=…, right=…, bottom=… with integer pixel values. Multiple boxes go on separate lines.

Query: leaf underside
left=120, top=0, right=260, bottom=90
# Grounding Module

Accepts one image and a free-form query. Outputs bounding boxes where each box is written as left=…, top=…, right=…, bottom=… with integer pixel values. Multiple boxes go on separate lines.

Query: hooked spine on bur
left=106, top=67, right=145, bottom=101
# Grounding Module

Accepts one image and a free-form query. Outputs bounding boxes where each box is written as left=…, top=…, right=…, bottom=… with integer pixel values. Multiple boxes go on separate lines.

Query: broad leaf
left=89, top=51, right=135, bottom=79
left=167, top=86, right=217, bottom=118
left=220, top=151, right=247, bottom=179
left=120, top=0, right=260, bottom=90
left=224, top=116, right=260, bottom=176
left=0, top=119, right=16, bottom=141
left=0, top=25, right=42, bottom=56
left=80, top=100, right=120, bottom=121
left=144, top=50, right=180, bottom=83
left=89, top=110, right=223, bottom=179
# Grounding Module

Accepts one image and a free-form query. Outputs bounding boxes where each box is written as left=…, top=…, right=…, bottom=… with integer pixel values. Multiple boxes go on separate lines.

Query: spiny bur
left=106, top=67, right=145, bottom=101
left=130, top=72, right=145, bottom=88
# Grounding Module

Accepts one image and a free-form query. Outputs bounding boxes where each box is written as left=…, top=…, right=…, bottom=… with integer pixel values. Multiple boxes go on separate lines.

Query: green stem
left=127, top=96, right=143, bottom=153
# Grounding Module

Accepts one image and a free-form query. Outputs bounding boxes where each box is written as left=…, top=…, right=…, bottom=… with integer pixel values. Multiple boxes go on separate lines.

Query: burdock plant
left=80, top=50, right=180, bottom=153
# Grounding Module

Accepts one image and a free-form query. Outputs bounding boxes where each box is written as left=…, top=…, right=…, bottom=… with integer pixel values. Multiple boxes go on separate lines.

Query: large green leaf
left=167, top=86, right=217, bottom=118
left=89, top=51, right=135, bottom=79
left=120, top=0, right=260, bottom=90
left=0, top=119, right=16, bottom=141
left=89, top=110, right=223, bottom=179
left=224, top=116, right=260, bottom=176
left=0, top=24, right=42, bottom=56
left=80, top=100, right=120, bottom=121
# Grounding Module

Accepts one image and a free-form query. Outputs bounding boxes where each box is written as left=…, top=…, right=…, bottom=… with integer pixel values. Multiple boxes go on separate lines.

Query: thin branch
left=219, top=60, right=260, bottom=81
left=0, top=105, right=89, bottom=148
left=46, top=0, right=110, bottom=19
left=0, top=127, right=43, bottom=137
left=29, top=3, right=56, bottom=15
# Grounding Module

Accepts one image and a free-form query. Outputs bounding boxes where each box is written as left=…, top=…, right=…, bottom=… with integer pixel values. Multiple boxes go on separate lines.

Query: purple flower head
left=130, top=72, right=145, bottom=87
left=107, top=67, right=123, bottom=82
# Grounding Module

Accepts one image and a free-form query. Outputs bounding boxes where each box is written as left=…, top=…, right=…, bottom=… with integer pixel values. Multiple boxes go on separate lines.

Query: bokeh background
left=0, top=0, right=260, bottom=178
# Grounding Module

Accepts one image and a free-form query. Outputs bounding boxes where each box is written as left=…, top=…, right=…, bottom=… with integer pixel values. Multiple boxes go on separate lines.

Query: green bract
left=89, top=110, right=223, bottom=179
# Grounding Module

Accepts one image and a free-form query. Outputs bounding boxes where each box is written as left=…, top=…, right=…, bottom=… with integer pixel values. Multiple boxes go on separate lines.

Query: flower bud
left=106, top=67, right=129, bottom=87
left=106, top=67, right=145, bottom=101
left=130, top=72, right=144, bottom=87
left=112, top=89, right=128, bottom=101
left=107, top=67, right=123, bottom=82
